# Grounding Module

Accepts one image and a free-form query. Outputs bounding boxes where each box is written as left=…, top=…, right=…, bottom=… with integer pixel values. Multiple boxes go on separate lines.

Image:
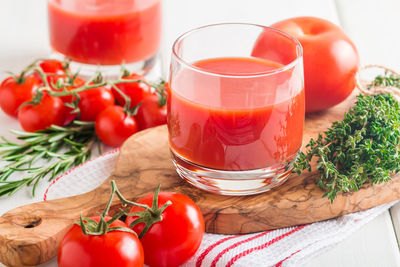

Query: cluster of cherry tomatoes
left=0, top=59, right=168, bottom=147
left=58, top=184, right=205, bottom=267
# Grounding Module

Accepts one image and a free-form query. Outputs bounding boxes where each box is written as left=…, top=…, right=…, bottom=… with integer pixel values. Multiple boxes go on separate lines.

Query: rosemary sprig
left=294, top=74, right=400, bottom=202
left=0, top=121, right=96, bottom=197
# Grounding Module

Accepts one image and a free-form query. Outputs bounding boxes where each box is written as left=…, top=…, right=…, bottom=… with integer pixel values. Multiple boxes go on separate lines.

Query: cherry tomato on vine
left=135, top=94, right=167, bottom=130
left=34, top=59, right=68, bottom=87
left=58, top=216, right=144, bottom=267
left=78, top=86, right=115, bottom=121
left=18, top=93, right=65, bottom=132
left=0, top=75, right=40, bottom=117
left=126, top=192, right=205, bottom=267
left=38, top=59, right=66, bottom=74
left=252, top=16, right=359, bottom=113
left=52, top=76, right=86, bottom=103
left=95, top=106, right=139, bottom=147
left=52, top=76, right=86, bottom=125
left=113, top=73, right=152, bottom=108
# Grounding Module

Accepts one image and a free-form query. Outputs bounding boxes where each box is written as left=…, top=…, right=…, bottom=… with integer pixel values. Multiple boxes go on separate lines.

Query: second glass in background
left=47, top=0, right=162, bottom=76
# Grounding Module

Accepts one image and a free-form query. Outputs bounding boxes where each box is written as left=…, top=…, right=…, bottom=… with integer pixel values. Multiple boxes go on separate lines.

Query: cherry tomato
left=18, top=93, right=65, bottom=132
left=126, top=192, right=205, bottom=267
left=113, top=73, right=152, bottom=108
left=34, top=59, right=68, bottom=87
left=135, top=94, right=167, bottom=130
left=58, top=216, right=144, bottom=267
left=78, top=86, right=115, bottom=121
left=252, top=16, right=360, bottom=113
left=53, top=77, right=86, bottom=125
left=0, top=75, right=40, bottom=117
left=37, top=59, right=66, bottom=75
left=95, top=106, right=139, bottom=147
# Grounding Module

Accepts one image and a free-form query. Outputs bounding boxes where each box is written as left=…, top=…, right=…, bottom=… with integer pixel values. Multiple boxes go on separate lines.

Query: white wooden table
left=1, top=0, right=400, bottom=266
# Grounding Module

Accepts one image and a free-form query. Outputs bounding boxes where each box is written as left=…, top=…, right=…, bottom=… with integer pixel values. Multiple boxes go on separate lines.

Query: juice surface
left=48, top=0, right=161, bottom=65
left=168, top=57, right=304, bottom=171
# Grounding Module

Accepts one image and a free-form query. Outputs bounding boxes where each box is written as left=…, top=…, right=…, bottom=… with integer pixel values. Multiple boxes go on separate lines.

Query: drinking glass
left=47, top=0, right=162, bottom=76
left=168, top=23, right=304, bottom=195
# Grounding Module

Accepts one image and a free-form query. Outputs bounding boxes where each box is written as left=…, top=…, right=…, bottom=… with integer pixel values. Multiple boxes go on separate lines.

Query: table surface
left=1, top=0, right=400, bottom=266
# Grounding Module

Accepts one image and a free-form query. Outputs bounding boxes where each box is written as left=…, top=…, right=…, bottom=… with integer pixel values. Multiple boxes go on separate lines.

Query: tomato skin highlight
left=113, top=73, right=152, bottom=109
left=95, top=105, right=139, bottom=147
left=0, top=75, right=40, bottom=117
left=135, top=94, right=167, bottom=130
left=252, top=16, right=360, bottom=113
left=58, top=216, right=144, bottom=267
left=18, top=93, right=66, bottom=132
left=78, top=86, right=115, bottom=121
left=126, top=192, right=205, bottom=267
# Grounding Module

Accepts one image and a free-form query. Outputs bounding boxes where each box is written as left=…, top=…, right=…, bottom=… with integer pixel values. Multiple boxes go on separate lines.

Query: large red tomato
left=126, top=192, right=204, bottom=267
left=58, top=216, right=144, bottom=267
left=252, top=16, right=360, bottom=113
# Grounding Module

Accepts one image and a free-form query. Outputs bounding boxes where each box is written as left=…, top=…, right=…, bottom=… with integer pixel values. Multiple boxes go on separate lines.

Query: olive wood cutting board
left=1, top=93, right=400, bottom=266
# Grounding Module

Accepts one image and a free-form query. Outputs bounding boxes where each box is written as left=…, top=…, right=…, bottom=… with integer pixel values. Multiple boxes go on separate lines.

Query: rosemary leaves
left=0, top=121, right=96, bottom=196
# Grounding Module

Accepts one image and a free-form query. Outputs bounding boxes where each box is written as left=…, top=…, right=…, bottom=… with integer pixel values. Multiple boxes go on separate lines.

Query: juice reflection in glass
left=47, top=0, right=161, bottom=71
left=168, top=24, right=304, bottom=195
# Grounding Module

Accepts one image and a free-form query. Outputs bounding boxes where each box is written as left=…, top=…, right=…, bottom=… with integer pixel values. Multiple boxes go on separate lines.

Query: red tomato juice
left=168, top=57, right=304, bottom=171
left=47, top=0, right=161, bottom=65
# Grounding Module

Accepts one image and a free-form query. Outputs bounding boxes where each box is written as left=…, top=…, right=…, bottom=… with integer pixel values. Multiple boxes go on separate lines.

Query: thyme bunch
left=294, top=76, right=400, bottom=202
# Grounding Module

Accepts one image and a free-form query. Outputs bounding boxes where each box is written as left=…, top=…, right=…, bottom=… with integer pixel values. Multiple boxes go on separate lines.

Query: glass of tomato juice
left=47, top=0, right=162, bottom=75
left=168, top=23, right=305, bottom=195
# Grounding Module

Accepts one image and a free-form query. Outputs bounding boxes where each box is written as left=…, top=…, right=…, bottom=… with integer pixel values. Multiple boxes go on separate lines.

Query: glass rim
left=171, top=22, right=303, bottom=78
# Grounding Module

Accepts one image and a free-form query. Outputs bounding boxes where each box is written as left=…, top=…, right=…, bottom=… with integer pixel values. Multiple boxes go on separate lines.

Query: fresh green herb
left=294, top=92, right=400, bottom=202
left=369, top=72, right=400, bottom=89
left=0, top=121, right=96, bottom=197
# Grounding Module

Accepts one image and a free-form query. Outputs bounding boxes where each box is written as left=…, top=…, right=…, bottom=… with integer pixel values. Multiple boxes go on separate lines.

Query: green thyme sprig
left=369, top=72, right=400, bottom=89
left=0, top=121, right=96, bottom=197
left=294, top=72, right=400, bottom=202
left=294, top=92, right=400, bottom=202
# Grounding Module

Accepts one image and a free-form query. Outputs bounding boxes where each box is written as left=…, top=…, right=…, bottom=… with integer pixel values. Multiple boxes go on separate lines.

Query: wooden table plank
left=391, top=204, right=400, bottom=248
left=306, top=211, right=400, bottom=267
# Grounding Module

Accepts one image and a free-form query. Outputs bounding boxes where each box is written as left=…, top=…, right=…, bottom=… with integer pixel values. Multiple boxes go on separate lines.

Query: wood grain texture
left=1, top=93, right=400, bottom=266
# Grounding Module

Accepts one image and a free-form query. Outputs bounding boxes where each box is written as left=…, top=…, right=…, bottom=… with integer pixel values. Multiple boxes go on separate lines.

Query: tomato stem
left=111, top=180, right=154, bottom=211
left=76, top=180, right=139, bottom=236
left=106, top=181, right=172, bottom=239
left=125, top=184, right=172, bottom=239
left=120, top=65, right=131, bottom=78
left=110, top=84, right=134, bottom=114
